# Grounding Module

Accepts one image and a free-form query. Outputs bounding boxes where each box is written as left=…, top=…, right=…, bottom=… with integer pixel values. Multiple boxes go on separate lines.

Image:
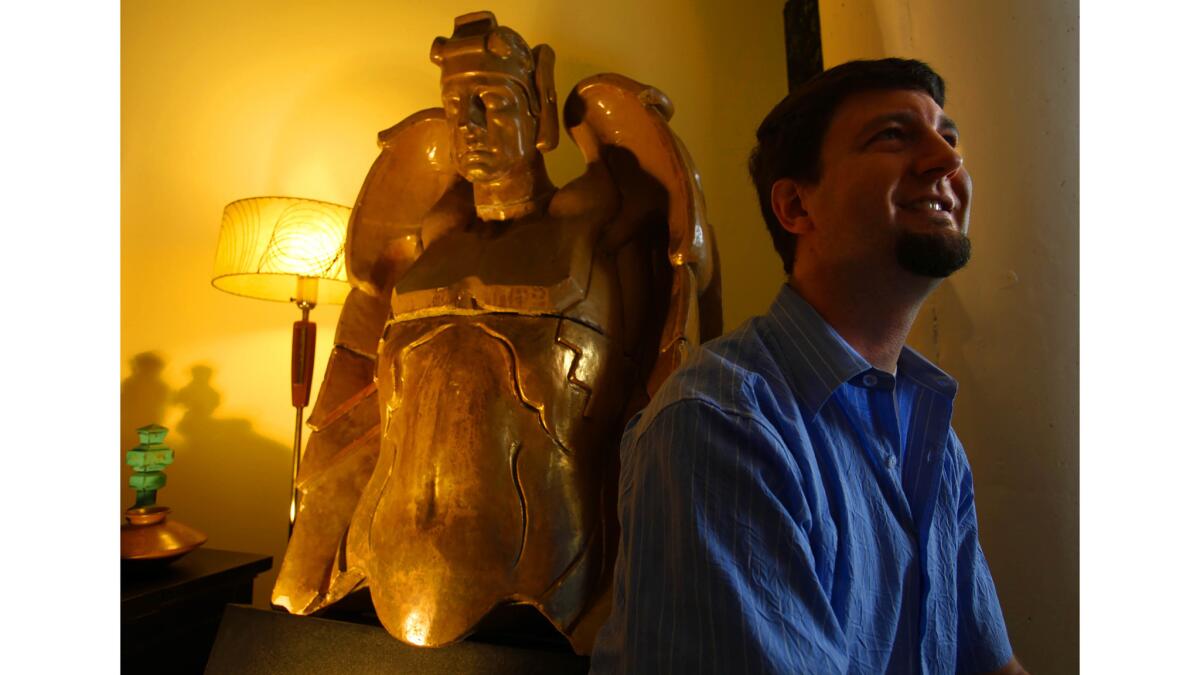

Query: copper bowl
left=120, top=505, right=207, bottom=564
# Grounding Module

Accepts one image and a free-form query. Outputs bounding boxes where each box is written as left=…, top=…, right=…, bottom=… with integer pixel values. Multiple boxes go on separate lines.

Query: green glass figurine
left=121, top=424, right=207, bottom=562
left=126, top=424, right=173, bottom=507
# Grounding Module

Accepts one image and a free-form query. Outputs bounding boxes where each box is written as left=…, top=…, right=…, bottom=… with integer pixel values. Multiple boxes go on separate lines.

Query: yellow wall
left=121, top=0, right=787, bottom=607
left=820, top=1, right=1079, bottom=672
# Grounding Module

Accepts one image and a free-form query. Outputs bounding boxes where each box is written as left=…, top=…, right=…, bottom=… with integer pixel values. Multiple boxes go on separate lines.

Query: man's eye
left=942, top=134, right=959, bottom=148
left=872, top=127, right=905, bottom=143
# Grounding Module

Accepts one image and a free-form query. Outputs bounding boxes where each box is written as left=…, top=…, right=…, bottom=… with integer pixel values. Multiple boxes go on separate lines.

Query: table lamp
left=211, top=196, right=352, bottom=536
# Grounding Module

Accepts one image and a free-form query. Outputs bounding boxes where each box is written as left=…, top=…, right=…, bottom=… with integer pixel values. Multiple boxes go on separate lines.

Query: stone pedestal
left=206, top=604, right=591, bottom=674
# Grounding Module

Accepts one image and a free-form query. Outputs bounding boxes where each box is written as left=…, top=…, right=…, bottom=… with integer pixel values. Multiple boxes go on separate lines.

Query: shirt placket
left=865, top=376, right=927, bottom=675
left=902, top=386, right=954, bottom=674
left=834, top=378, right=913, bottom=529
left=865, top=377, right=904, bottom=489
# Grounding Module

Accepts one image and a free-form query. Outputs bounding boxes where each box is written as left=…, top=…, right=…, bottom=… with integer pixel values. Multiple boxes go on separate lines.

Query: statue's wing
left=564, top=74, right=722, bottom=399
left=273, top=109, right=465, bottom=615
left=346, top=109, right=462, bottom=296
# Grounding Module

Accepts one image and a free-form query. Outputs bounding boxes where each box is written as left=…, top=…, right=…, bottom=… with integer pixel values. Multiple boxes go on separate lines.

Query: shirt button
left=885, top=454, right=897, bottom=469
left=863, top=374, right=878, bottom=387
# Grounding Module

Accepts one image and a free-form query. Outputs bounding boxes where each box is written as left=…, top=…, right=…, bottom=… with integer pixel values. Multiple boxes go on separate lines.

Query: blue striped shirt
left=590, top=285, right=1011, bottom=674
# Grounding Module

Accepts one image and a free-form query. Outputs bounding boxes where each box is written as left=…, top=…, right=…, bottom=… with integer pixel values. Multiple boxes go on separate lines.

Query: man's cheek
left=955, top=169, right=973, bottom=206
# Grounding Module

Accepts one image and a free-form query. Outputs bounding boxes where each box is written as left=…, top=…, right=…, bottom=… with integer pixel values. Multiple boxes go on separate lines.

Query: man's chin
left=895, top=229, right=972, bottom=278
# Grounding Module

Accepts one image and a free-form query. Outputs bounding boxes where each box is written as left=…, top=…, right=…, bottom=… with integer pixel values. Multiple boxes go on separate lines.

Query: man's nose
left=914, top=132, right=964, bottom=181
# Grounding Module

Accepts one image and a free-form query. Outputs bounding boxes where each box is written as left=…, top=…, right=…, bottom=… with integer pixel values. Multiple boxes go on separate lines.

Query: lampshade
left=212, top=196, right=352, bottom=306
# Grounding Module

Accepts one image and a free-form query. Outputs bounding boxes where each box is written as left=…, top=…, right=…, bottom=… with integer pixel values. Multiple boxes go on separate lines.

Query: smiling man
left=590, top=59, right=1026, bottom=674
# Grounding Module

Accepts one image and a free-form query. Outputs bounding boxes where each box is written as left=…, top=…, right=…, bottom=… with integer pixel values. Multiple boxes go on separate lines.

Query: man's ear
left=770, top=177, right=815, bottom=236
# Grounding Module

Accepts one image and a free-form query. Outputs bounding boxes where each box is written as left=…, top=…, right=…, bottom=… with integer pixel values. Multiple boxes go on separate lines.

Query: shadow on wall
left=911, top=280, right=975, bottom=376
left=121, top=353, right=291, bottom=607
left=121, top=352, right=172, bottom=500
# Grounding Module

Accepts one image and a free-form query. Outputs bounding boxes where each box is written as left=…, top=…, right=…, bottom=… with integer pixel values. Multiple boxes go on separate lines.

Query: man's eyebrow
left=859, top=112, right=913, bottom=136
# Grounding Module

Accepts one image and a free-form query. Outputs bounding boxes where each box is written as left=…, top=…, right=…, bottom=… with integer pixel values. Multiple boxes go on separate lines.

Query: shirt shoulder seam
left=636, top=395, right=792, bottom=453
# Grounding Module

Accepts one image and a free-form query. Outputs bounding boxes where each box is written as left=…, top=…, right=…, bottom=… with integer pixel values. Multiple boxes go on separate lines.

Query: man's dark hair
left=748, top=58, right=946, bottom=274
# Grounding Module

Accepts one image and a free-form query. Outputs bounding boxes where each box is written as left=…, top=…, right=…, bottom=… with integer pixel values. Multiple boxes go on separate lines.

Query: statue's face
left=442, top=75, right=538, bottom=183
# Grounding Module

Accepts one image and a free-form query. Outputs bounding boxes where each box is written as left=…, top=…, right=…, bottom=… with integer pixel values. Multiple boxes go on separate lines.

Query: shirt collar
left=764, top=284, right=958, bottom=420
left=896, top=345, right=959, bottom=399
left=765, top=284, right=871, bottom=420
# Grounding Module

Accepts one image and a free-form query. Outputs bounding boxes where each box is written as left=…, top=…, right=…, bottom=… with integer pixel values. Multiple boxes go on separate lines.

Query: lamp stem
left=289, top=300, right=316, bottom=538
left=290, top=407, right=303, bottom=538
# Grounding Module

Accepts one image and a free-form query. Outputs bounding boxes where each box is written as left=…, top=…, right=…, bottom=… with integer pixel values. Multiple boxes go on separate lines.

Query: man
left=590, top=59, right=1025, bottom=674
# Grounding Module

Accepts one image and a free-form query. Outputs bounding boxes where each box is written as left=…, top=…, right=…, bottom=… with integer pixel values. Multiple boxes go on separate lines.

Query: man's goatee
left=896, top=230, right=972, bottom=278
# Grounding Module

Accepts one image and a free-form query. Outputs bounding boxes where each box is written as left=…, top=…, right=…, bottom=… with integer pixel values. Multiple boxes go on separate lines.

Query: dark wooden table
left=121, top=547, right=272, bottom=674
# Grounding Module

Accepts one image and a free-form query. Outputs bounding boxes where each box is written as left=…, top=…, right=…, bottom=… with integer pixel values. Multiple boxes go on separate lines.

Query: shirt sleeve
left=589, top=398, right=848, bottom=675
left=950, top=430, right=1014, bottom=673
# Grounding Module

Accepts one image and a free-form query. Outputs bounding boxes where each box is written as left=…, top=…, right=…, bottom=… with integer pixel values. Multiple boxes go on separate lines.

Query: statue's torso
left=390, top=201, right=621, bottom=336
left=348, top=202, right=635, bottom=646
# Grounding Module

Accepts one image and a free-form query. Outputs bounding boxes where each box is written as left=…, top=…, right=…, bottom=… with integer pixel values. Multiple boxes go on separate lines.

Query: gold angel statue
left=271, top=11, right=721, bottom=654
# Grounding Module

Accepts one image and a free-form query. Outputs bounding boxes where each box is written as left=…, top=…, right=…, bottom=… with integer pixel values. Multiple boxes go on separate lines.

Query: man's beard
left=895, top=229, right=972, bottom=278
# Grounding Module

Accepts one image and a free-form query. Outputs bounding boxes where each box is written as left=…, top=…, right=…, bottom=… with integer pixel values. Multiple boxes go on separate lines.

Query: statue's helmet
left=430, top=11, right=558, bottom=152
